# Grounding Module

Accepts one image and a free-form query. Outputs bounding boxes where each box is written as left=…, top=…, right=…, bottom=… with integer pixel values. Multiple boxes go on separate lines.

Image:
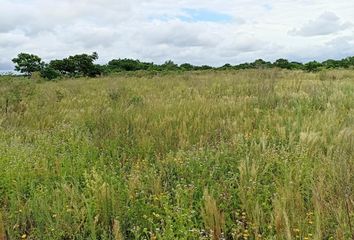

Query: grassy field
left=0, top=69, right=353, bottom=240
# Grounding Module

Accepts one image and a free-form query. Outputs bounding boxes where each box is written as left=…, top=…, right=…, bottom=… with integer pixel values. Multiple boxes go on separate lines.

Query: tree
left=252, top=59, right=272, bottom=69
left=108, top=59, right=146, bottom=71
left=40, top=64, right=61, bottom=80
left=49, top=52, right=101, bottom=77
left=160, top=60, right=179, bottom=71
left=289, top=61, right=304, bottom=70
left=220, top=63, right=232, bottom=70
left=194, top=65, right=213, bottom=70
left=234, top=63, right=251, bottom=70
left=273, top=59, right=292, bottom=69
left=304, top=61, right=322, bottom=72
left=67, top=52, right=100, bottom=77
left=49, top=59, right=75, bottom=75
left=180, top=63, right=195, bottom=71
left=12, top=53, right=43, bottom=76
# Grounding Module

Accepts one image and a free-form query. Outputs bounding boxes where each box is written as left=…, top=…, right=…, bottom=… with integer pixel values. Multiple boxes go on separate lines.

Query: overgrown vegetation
left=10, top=52, right=354, bottom=80
left=0, top=69, right=353, bottom=239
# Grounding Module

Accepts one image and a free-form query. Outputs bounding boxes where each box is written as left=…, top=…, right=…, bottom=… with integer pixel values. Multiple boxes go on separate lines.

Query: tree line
left=11, top=52, right=354, bottom=80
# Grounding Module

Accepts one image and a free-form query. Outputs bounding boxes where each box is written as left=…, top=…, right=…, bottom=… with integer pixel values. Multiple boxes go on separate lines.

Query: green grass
left=0, top=69, right=353, bottom=239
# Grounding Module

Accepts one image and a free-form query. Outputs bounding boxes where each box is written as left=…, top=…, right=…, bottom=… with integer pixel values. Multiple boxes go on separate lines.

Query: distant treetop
left=11, top=52, right=354, bottom=80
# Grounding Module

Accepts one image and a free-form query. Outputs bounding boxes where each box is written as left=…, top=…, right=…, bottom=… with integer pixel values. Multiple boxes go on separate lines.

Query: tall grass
left=0, top=69, right=353, bottom=239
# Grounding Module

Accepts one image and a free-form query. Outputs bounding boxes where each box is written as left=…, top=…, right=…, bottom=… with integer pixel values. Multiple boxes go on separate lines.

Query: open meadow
left=0, top=69, right=353, bottom=239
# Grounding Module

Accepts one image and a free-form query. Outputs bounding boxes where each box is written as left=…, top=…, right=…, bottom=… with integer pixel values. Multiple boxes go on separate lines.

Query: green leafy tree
left=160, top=60, right=179, bottom=71
left=220, top=63, right=232, bottom=70
left=252, top=59, right=272, bottom=69
left=234, top=63, right=251, bottom=70
left=180, top=63, right=195, bottom=71
left=49, top=59, right=75, bottom=75
left=40, top=64, right=61, bottom=80
left=12, top=53, right=43, bottom=76
left=289, top=61, right=304, bottom=70
left=304, top=61, right=322, bottom=72
left=273, top=58, right=292, bottom=69
left=322, top=59, right=338, bottom=69
left=198, top=65, right=213, bottom=70
left=49, top=52, right=101, bottom=77
left=108, top=59, right=150, bottom=72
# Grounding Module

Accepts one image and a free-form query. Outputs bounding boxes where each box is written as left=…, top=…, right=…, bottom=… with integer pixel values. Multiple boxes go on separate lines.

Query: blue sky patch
left=262, top=4, right=273, bottom=11
left=149, top=8, right=234, bottom=23
left=179, top=8, right=233, bottom=23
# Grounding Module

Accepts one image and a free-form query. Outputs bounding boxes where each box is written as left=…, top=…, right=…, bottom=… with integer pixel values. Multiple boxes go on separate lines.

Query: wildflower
left=152, top=212, right=160, bottom=218
left=243, top=230, right=250, bottom=239
left=21, top=234, right=27, bottom=239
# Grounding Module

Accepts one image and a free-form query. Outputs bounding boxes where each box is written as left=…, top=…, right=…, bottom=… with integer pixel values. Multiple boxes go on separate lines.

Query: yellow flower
left=21, top=234, right=27, bottom=239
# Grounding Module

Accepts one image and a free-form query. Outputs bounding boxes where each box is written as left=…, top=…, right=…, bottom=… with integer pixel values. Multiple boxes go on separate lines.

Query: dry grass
left=0, top=69, right=353, bottom=239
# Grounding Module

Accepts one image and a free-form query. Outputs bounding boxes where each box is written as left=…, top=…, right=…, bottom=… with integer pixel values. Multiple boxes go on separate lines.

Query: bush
left=40, top=65, right=61, bottom=80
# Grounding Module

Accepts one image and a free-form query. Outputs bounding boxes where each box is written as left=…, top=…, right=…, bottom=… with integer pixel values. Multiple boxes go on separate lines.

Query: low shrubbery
left=10, top=52, right=354, bottom=80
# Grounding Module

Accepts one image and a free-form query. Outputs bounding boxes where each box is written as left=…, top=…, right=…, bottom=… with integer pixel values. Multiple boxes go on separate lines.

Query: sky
left=1, top=0, right=354, bottom=71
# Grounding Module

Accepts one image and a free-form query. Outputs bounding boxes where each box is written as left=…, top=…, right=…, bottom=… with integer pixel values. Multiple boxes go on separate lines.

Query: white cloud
left=290, top=12, right=352, bottom=36
left=1, top=0, right=354, bottom=70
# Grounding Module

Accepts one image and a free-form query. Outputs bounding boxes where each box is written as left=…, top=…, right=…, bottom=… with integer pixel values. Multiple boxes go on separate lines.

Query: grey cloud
left=0, top=32, right=30, bottom=48
left=290, top=12, right=352, bottom=37
left=1, top=0, right=354, bottom=70
left=0, top=60, right=13, bottom=71
left=281, top=35, right=354, bottom=62
left=142, top=20, right=220, bottom=47
left=219, top=35, right=268, bottom=57
left=55, top=25, right=120, bottom=48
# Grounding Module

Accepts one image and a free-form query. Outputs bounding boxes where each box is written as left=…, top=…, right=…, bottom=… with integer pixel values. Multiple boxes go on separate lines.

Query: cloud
left=0, top=32, right=30, bottom=48
left=1, top=0, right=354, bottom=70
left=178, top=9, right=234, bottom=23
left=142, top=20, right=221, bottom=48
left=290, top=12, right=352, bottom=37
left=149, top=8, right=238, bottom=23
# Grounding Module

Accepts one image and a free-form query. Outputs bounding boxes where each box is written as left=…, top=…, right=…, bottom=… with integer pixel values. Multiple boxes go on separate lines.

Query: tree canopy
left=12, top=53, right=43, bottom=76
left=11, top=52, right=354, bottom=80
